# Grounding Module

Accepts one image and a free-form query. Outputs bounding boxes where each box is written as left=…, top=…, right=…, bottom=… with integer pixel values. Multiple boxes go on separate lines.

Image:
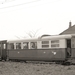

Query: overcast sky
left=0, top=0, right=75, bottom=40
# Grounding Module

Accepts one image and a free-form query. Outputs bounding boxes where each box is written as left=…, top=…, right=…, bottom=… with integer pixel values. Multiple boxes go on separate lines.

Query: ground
left=0, top=61, right=75, bottom=75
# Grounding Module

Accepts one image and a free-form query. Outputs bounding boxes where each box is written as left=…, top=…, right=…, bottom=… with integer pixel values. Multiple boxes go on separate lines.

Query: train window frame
left=3, top=44, right=6, bottom=49
left=16, top=43, right=21, bottom=49
left=51, top=40, right=60, bottom=48
left=51, top=44, right=59, bottom=47
left=51, top=40, right=59, bottom=44
left=0, top=44, right=1, bottom=48
left=41, top=41, right=49, bottom=48
left=23, top=42, right=29, bottom=49
left=30, top=42, right=37, bottom=49
left=42, top=41, right=49, bottom=44
left=7, top=43, right=14, bottom=49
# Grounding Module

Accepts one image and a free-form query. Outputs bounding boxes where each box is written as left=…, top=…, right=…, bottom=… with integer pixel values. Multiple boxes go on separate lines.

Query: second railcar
left=6, top=34, right=72, bottom=62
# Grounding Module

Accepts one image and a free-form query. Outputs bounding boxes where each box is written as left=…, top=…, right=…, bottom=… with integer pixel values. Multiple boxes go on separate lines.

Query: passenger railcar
left=0, top=34, right=75, bottom=64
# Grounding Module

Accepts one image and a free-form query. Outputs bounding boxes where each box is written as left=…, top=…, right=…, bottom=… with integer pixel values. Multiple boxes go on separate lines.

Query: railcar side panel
left=71, top=48, right=75, bottom=57
left=7, top=48, right=66, bottom=61
left=7, top=49, right=38, bottom=60
left=37, top=49, right=66, bottom=61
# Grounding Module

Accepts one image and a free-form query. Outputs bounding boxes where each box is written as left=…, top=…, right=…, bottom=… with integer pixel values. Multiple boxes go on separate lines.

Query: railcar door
left=66, top=39, right=71, bottom=57
left=0, top=40, right=7, bottom=60
left=71, top=36, right=75, bottom=58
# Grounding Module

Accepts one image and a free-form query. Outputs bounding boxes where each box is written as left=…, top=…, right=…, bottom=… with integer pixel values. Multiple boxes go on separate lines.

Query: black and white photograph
left=0, top=0, right=75, bottom=75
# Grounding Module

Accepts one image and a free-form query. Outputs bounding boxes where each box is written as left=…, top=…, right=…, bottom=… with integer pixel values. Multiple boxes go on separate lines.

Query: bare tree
left=15, top=28, right=41, bottom=39
left=15, top=35, right=21, bottom=39
left=25, top=29, right=41, bottom=38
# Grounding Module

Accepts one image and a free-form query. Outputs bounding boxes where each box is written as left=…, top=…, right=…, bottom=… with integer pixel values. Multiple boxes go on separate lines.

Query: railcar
left=0, top=34, right=75, bottom=64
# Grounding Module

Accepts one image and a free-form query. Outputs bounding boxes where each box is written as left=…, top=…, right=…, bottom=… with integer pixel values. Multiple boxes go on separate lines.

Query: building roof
left=60, top=22, right=75, bottom=35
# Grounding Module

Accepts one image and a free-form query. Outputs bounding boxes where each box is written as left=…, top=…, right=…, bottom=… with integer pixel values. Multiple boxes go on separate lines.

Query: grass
left=0, top=61, right=75, bottom=75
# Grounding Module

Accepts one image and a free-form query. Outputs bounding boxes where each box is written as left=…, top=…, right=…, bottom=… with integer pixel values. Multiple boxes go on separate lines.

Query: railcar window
left=23, top=42, right=28, bottom=49
left=51, top=44, right=59, bottom=47
left=0, top=44, right=1, bottom=48
left=3, top=44, right=6, bottom=49
left=42, top=41, right=49, bottom=44
left=42, top=45, right=49, bottom=48
left=8, top=43, right=14, bottom=49
left=42, top=41, right=49, bottom=48
left=51, top=40, right=59, bottom=48
left=16, top=43, right=21, bottom=49
left=30, top=42, right=37, bottom=49
left=51, top=40, right=59, bottom=43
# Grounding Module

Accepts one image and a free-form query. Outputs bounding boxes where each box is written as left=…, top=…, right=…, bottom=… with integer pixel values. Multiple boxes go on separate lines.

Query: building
left=60, top=21, right=75, bottom=35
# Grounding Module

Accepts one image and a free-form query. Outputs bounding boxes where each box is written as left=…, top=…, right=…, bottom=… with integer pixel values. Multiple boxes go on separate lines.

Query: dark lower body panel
left=7, top=48, right=67, bottom=62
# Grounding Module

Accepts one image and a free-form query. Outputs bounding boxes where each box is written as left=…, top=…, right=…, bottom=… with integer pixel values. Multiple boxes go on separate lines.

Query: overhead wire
left=0, top=0, right=61, bottom=9
left=0, top=0, right=40, bottom=9
left=0, top=0, right=15, bottom=4
left=0, top=0, right=61, bottom=14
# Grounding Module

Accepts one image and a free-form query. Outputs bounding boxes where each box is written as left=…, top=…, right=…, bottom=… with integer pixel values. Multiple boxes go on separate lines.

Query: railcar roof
left=7, top=38, right=38, bottom=43
left=41, top=34, right=72, bottom=39
left=7, top=34, right=74, bottom=43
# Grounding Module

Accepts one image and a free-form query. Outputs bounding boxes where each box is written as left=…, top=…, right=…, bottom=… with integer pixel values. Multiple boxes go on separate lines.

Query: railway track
left=24, top=61, right=58, bottom=64
left=0, top=60, right=56, bottom=64
left=0, top=60, right=70, bottom=65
